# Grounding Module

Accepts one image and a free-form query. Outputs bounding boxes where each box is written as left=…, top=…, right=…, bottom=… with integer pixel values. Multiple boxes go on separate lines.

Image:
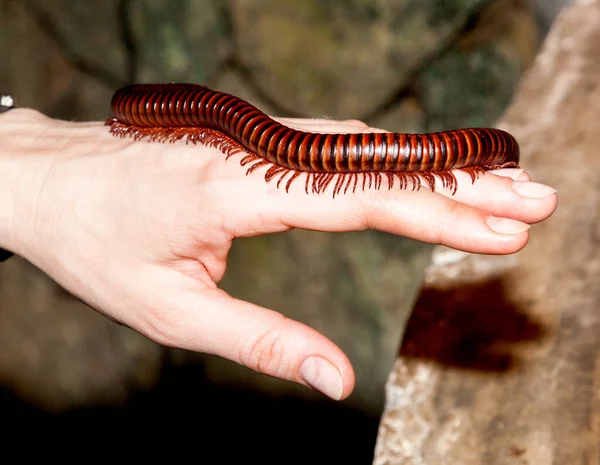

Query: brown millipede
left=105, top=83, right=520, bottom=196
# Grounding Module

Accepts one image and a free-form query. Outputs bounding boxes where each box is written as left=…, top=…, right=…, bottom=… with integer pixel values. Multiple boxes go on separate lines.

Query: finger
left=273, top=117, right=391, bottom=135
left=491, top=168, right=530, bottom=182
left=144, top=285, right=355, bottom=401
left=218, top=169, right=531, bottom=254
left=211, top=119, right=554, bottom=228
left=275, top=117, right=369, bottom=129
left=292, top=188, right=531, bottom=254
left=426, top=168, right=557, bottom=225
left=217, top=159, right=551, bottom=254
left=360, top=190, right=531, bottom=254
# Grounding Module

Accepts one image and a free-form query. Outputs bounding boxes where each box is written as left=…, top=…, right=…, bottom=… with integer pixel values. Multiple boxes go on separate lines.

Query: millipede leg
left=247, top=160, right=269, bottom=174
left=460, top=166, right=486, bottom=183
left=386, top=173, right=394, bottom=189
left=265, top=165, right=287, bottom=182
left=320, top=173, right=335, bottom=194
left=311, top=173, right=322, bottom=194
left=343, top=173, right=354, bottom=194
left=106, top=120, right=249, bottom=160
left=276, top=169, right=289, bottom=188
left=240, top=154, right=260, bottom=166
left=374, top=172, right=382, bottom=190
left=305, top=173, right=312, bottom=194
left=333, top=174, right=346, bottom=198
left=285, top=171, right=301, bottom=192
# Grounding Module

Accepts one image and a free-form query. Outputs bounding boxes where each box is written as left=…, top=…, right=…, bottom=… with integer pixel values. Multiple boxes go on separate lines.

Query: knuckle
left=432, top=200, right=462, bottom=245
left=238, top=327, right=287, bottom=376
left=500, top=173, right=518, bottom=189
left=346, top=118, right=366, bottom=126
left=360, top=194, right=392, bottom=230
left=360, top=197, right=378, bottom=230
left=140, top=304, right=185, bottom=349
left=344, top=119, right=368, bottom=128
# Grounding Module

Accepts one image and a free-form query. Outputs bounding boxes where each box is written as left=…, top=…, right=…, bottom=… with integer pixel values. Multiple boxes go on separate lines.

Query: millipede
left=105, top=83, right=520, bottom=196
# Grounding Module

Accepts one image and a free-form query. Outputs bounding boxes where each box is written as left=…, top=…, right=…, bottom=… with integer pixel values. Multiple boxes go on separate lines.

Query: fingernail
left=515, top=170, right=530, bottom=181
left=493, top=168, right=525, bottom=180
left=512, top=181, right=557, bottom=198
left=486, top=216, right=531, bottom=235
left=300, top=357, right=344, bottom=400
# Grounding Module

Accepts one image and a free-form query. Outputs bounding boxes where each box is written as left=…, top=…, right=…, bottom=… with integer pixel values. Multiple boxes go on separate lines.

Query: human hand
left=0, top=110, right=557, bottom=400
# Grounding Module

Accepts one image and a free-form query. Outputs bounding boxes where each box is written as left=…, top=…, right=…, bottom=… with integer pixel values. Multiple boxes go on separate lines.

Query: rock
left=232, top=0, right=490, bottom=118
left=368, top=94, right=427, bottom=134
left=529, top=0, right=574, bottom=29
left=130, top=0, right=229, bottom=83
left=24, top=0, right=128, bottom=82
left=418, top=0, right=541, bottom=131
left=0, top=0, right=115, bottom=120
left=374, top=1, right=600, bottom=463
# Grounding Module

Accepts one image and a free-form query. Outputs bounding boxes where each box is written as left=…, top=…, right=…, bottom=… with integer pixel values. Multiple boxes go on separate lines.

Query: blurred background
left=0, top=0, right=572, bottom=462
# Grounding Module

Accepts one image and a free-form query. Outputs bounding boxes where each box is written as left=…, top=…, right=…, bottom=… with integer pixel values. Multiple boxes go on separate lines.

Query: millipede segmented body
left=106, top=83, right=520, bottom=196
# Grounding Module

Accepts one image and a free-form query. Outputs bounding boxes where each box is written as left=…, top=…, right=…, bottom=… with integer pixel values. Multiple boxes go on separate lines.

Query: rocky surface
left=0, top=0, right=541, bottom=461
left=233, top=0, right=490, bottom=118
left=529, top=0, right=574, bottom=29
left=374, top=1, right=600, bottom=463
left=419, top=0, right=540, bottom=131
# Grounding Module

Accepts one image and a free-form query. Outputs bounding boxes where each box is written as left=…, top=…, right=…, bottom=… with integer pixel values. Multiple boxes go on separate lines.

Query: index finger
left=207, top=120, right=556, bottom=254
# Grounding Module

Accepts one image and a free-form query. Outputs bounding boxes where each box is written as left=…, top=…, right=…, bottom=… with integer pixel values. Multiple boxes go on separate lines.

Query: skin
left=0, top=108, right=557, bottom=401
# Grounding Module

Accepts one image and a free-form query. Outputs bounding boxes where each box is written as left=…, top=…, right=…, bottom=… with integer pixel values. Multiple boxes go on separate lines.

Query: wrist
left=0, top=109, right=64, bottom=259
left=0, top=108, right=136, bottom=269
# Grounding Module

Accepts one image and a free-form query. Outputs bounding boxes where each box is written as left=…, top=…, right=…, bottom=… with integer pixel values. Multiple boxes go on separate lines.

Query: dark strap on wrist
left=1, top=93, right=16, bottom=262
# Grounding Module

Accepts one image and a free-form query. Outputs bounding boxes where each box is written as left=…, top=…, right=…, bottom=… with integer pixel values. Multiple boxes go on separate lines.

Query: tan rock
left=375, top=1, right=600, bottom=463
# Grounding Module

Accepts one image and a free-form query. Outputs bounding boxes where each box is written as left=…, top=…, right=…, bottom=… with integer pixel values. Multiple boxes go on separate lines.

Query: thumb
left=149, top=288, right=355, bottom=401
